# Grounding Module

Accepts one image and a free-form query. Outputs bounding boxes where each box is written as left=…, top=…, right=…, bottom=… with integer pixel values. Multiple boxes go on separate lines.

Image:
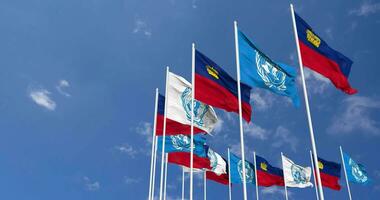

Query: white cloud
left=136, top=122, right=153, bottom=143
left=328, top=96, right=380, bottom=135
left=325, top=28, right=333, bottom=40
left=192, top=0, right=198, bottom=8
left=261, top=187, right=292, bottom=198
left=29, top=88, right=56, bottom=111
left=56, top=79, right=71, bottom=97
left=213, top=118, right=224, bottom=134
left=124, top=177, right=141, bottom=184
left=83, top=176, right=100, bottom=191
left=250, top=92, right=274, bottom=111
left=114, top=143, right=138, bottom=158
left=271, top=126, right=298, bottom=152
left=244, top=122, right=269, bottom=140
left=300, top=68, right=330, bottom=94
left=350, top=1, right=380, bottom=16
left=133, top=19, right=152, bottom=37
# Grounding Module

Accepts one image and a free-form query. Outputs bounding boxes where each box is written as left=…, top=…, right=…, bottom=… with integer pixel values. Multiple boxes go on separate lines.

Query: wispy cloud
left=191, top=0, right=198, bottom=9
left=349, top=1, right=380, bottom=16
left=83, top=176, right=100, bottom=191
left=272, top=126, right=298, bottom=152
left=29, top=88, right=56, bottom=111
left=136, top=122, right=153, bottom=143
left=114, top=143, right=138, bottom=158
left=244, top=122, right=269, bottom=140
left=133, top=19, right=152, bottom=37
left=250, top=91, right=275, bottom=111
left=124, top=176, right=141, bottom=184
left=56, top=79, right=71, bottom=97
left=328, top=96, right=380, bottom=135
left=213, top=118, right=224, bottom=134
left=300, top=68, right=330, bottom=95
left=261, top=186, right=292, bottom=198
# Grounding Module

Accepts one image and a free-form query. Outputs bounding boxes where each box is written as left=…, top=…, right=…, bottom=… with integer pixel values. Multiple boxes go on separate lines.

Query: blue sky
left=0, top=0, right=379, bottom=199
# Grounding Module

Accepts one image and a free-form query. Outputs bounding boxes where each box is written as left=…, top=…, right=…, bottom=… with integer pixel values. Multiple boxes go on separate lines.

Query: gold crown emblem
left=206, top=65, right=219, bottom=79
left=260, top=162, right=268, bottom=171
left=318, top=161, right=324, bottom=170
left=306, top=29, right=321, bottom=48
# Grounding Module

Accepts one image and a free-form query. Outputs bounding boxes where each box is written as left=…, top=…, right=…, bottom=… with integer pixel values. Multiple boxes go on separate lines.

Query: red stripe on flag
left=195, top=74, right=252, bottom=122
left=206, top=171, right=229, bottom=185
left=299, top=41, right=357, bottom=95
left=257, top=170, right=284, bottom=187
left=156, top=115, right=205, bottom=136
left=168, top=152, right=211, bottom=170
left=319, top=172, right=341, bottom=190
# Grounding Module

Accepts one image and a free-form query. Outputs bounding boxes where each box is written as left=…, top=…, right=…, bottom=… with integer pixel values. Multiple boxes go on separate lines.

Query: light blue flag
left=238, top=30, right=300, bottom=107
left=343, top=152, right=371, bottom=185
left=229, top=153, right=255, bottom=184
left=157, top=134, right=208, bottom=158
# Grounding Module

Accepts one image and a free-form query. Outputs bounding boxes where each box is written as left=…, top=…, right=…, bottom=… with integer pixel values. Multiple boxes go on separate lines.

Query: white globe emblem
left=349, top=158, right=368, bottom=183
left=208, top=148, right=218, bottom=171
left=255, top=51, right=287, bottom=91
left=170, top=134, right=191, bottom=151
left=238, top=160, right=254, bottom=183
left=181, top=87, right=209, bottom=127
left=291, top=164, right=308, bottom=184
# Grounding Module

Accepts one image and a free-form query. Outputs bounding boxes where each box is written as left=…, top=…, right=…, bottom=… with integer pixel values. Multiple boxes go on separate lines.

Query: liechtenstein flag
left=255, top=155, right=284, bottom=187
left=317, top=157, right=342, bottom=190
left=295, top=12, right=357, bottom=94
left=156, top=94, right=204, bottom=135
left=195, top=50, right=252, bottom=122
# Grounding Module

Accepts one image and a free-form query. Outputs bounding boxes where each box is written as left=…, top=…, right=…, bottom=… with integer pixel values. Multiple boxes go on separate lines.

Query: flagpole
left=148, top=88, right=159, bottom=200
left=281, top=152, right=289, bottom=200
left=228, top=148, right=232, bottom=200
left=190, top=42, right=196, bottom=200
left=164, top=153, right=168, bottom=200
left=152, top=136, right=159, bottom=200
left=309, top=150, right=320, bottom=200
left=253, top=152, right=259, bottom=200
left=233, top=20, right=248, bottom=200
left=340, top=146, right=353, bottom=200
left=182, top=168, right=185, bottom=200
left=204, top=170, right=207, bottom=200
left=159, top=67, right=170, bottom=200
left=289, top=4, right=325, bottom=200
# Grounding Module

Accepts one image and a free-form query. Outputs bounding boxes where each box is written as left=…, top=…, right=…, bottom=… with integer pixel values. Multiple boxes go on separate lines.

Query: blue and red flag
left=294, top=12, right=357, bottom=94
left=195, top=50, right=252, bottom=122
left=317, top=157, right=341, bottom=190
left=156, top=94, right=204, bottom=135
left=255, top=155, right=284, bottom=187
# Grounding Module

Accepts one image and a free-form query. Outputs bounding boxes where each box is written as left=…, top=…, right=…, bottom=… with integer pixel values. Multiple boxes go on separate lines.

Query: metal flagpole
left=190, top=43, right=196, bottom=200
left=289, top=4, right=325, bottom=200
left=233, top=20, right=248, bottom=200
left=281, top=152, right=289, bottom=200
left=340, top=146, right=353, bottom=200
left=309, top=150, right=320, bottom=200
left=152, top=136, right=159, bottom=200
left=182, top=168, right=185, bottom=200
left=204, top=170, right=207, bottom=200
left=228, top=148, right=232, bottom=200
left=253, top=152, right=259, bottom=200
left=164, top=153, right=168, bottom=200
left=148, top=88, right=159, bottom=200
left=159, top=67, right=170, bottom=200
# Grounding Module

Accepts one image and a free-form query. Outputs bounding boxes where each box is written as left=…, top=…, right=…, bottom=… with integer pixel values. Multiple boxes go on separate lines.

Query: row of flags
left=148, top=4, right=366, bottom=200
left=157, top=134, right=371, bottom=189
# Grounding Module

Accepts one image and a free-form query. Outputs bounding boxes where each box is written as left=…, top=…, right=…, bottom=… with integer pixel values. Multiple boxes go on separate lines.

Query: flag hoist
left=290, top=4, right=325, bottom=200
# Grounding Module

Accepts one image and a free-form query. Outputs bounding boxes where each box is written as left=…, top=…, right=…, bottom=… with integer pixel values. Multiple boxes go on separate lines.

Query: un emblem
left=291, top=164, right=308, bottom=184
left=238, top=160, right=254, bottom=183
left=170, top=134, right=191, bottom=151
left=181, top=87, right=209, bottom=127
left=255, top=50, right=287, bottom=91
left=208, top=148, right=218, bottom=171
left=349, top=158, right=368, bottom=183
